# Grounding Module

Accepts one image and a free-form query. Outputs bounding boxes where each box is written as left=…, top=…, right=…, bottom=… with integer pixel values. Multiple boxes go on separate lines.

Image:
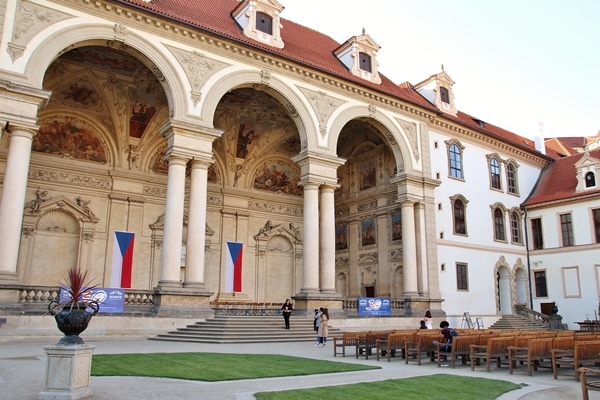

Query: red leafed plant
left=60, top=266, right=99, bottom=304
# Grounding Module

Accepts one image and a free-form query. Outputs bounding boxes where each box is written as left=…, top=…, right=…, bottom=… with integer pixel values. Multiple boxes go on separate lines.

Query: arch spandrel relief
left=166, top=45, right=231, bottom=107
left=297, top=86, right=346, bottom=139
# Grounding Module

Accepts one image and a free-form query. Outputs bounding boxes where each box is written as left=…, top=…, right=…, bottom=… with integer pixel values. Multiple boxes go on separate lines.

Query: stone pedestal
left=39, top=344, right=95, bottom=400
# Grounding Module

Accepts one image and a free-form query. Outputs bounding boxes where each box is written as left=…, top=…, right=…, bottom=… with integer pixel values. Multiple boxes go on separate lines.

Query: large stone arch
left=22, top=23, right=187, bottom=121
left=329, top=106, right=416, bottom=175
left=199, top=70, right=315, bottom=152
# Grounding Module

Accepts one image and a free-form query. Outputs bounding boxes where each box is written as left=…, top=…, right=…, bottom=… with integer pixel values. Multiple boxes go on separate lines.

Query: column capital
left=0, top=81, right=52, bottom=128
left=159, top=119, right=222, bottom=160
left=292, top=151, right=345, bottom=186
left=163, top=153, right=189, bottom=166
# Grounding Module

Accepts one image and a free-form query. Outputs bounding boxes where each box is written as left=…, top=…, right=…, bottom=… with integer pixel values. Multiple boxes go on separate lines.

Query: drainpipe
left=523, top=207, right=534, bottom=309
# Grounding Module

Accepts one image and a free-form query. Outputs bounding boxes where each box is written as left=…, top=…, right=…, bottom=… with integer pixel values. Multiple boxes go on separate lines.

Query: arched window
left=358, top=52, right=372, bottom=72
left=510, top=211, right=522, bottom=244
left=506, top=163, right=518, bottom=194
left=256, top=12, right=273, bottom=35
left=494, top=208, right=506, bottom=241
left=585, top=171, right=596, bottom=188
left=490, top=158, right=501, bottom=189
left=453, top=198, right=466, bottom=235
left=449, top=143, right=463, bottom=179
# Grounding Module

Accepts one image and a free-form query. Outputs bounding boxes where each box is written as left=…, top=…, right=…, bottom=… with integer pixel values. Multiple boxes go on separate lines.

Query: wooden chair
left=334, top=331, right=366, bottom=357
left=405, top=332, right=443, bottom=365
left=470, top=336, right=515, bottom=372
left=435, top=334, right=480, bottom=368
left=508, top=337, right=554, bottom=376
left=552, top=340, right=600, bottom=380
left=356, top=331, right=392, bottom=360
left=579, top=367, right=600, bottom=400
left=376, top=331, right=417, bottom=361
left=552, top=336, right=575, bottom=352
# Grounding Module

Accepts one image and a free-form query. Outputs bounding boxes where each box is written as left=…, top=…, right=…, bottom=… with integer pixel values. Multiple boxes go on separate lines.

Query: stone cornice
left=51, top=0, right=437, bottom=119
left=53, top=0, right=549, bottom=166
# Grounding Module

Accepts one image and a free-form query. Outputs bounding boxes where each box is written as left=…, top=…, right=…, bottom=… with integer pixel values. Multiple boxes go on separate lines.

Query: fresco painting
left=33, top=119, right=106, bottom=163
left=253, top=163, right=302, bottom=196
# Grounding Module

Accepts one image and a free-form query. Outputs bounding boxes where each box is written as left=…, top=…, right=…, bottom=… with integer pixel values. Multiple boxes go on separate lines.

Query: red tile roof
left=522, top=148, right=600, bottom=207
left=115, top=0, right=552, bottom=158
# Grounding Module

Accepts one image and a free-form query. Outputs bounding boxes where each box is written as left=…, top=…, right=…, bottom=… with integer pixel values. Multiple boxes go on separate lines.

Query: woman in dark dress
left=281, top=299, right=293, bottom=329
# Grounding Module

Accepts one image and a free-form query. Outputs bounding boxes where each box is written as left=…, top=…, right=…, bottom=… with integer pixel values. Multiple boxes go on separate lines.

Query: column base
left=0, top=272, right=18, bottom=285
left=152, top=286, right=214, bottom=317
left=39, top=344, right=95, bottom=400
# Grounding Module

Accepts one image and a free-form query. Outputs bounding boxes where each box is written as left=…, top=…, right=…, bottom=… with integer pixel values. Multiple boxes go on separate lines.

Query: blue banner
left=358, top=297, right=391, bottom=316
left=60, top=287, right=125, bottom=313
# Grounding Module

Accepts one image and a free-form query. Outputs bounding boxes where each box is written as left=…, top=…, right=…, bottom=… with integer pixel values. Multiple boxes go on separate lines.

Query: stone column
left=401, top=200, right=418, bottom=296
left=319, top=184, right=337, bottom=294
left=416, top=202, right=429, bottom=296
left=158, top=154, right=188, bottom=288
left=183, top=159, right=211, bottom=290
left=0, top=126, right=36, bottom=279
left=301, top=182, right=320, bottom=294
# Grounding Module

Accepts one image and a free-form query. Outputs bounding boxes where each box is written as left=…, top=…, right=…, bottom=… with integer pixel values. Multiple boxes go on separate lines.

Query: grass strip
left=91, top=352, right=379, bottom=382
left=255, top=374, right=523, bottom=400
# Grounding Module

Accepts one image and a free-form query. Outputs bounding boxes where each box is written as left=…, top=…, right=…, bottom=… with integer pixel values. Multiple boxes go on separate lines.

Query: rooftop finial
left=441, top=64, right=444, bottom=71
left=362, top=27, right=366, bottom=35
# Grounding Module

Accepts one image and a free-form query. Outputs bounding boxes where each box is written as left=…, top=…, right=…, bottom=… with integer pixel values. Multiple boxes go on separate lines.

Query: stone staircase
left=487, top=314, right=549, bottom=331
left=149, top=315, right=343, bottom=343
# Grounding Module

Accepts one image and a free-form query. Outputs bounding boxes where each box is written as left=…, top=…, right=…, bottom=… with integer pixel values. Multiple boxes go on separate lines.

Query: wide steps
left=149, top=315, right=342, bottom=344
left=488, top=314, right=548, bottom=330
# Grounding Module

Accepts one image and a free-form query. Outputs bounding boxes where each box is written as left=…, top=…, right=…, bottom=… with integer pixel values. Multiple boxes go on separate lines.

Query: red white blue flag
left=110, top=231, right=135, bottom=288
left=225, top=241, right=243, bottom=292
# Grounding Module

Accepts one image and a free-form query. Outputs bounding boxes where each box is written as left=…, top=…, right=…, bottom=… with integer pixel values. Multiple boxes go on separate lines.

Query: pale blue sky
left=282, top=0, right=599, bottom=140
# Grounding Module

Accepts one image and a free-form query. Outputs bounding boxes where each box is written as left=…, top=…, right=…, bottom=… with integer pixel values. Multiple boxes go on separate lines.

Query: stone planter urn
left=48, top=300, right=99, bottom=344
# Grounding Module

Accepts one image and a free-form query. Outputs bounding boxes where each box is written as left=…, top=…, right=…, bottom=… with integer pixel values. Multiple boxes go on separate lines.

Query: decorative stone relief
left=8, top=0, right=73, bottom=62
left=248, top=201, right=303, bottom=217
left=298, top=87, right=345, bottom=136
left=167, top=45, right=230, bottom=107
left=357, top=201, right=377, bottom=212
left=335, top=207, right=350, bottom=217
left=260, top=69, right=271, bottom=85
left=389, top=249, right=403, bottom=262
left=76, top=196, right=100, bottom=221
left=24, top=188, right=50, bottom=213
left=396, top=118, right=420, bottom=161
left=207, top=195, right=223, bottom=206
left=368, top=104, right=377, bottom=118
left=28, top=168, right=111, bottom=189
left=285, top=102, right=298, bottom=118
left=21, top=227, right=34, bottom=237
left=143, top=185, right=167, bottom=198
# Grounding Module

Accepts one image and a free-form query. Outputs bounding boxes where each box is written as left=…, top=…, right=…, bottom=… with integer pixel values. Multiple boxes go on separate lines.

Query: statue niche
left=254, top=221, right=302, bottom=303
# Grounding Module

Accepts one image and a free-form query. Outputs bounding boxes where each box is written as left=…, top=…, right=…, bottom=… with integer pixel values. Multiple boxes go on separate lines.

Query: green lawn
left=255, top=374, right=522, bottom=400
left=91, top=353, right=522, bottom=399
left=91, top=352, right=379, bottom=381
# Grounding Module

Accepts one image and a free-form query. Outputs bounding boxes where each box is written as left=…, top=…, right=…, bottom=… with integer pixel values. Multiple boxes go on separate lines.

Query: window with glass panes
left=456, top=263, right=468, bottom=290
left=449, top=144, right=463, bottom=179
left=531, top=218, right=543, bottom=250
left=534, top=271, right=548, bottom=297
left=560, top=213, right=574, bottom=247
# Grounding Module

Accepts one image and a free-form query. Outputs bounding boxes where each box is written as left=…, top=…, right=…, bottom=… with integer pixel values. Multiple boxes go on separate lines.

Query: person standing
left=314, top=308, right=329, bottom=346
left=281, top=299, right=293, bottom=329
left=424, top=310, right=433, bottom=329
left=313, top=308, right=320, bottom=333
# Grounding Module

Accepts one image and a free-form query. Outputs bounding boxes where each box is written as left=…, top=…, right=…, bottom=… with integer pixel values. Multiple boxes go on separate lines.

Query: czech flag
left=110, top=231, right=135, bottom=288
left=225, top=241, right=243, bottom=292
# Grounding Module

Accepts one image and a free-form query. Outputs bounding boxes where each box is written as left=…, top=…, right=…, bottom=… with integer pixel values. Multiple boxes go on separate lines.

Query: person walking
left=281, top=299, right=293, bottom=329
left=314, top=308, right=329, bottom=346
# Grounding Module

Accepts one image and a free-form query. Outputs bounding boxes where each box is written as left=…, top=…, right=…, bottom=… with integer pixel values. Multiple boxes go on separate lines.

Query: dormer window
left=256, top=12, right=273, bottom=35
left=574, top=152, right=600, bottom=192
left=414, top=67, right=458, bottom=117
left=232, top=0, right=284, bottom=49
left=359, top=52, right=372, bottom=73
left=440, top=86, right=450, bottom=104
left=334, top=30, right=382, bottom=85
left=586, top=171, right=597, bottom=188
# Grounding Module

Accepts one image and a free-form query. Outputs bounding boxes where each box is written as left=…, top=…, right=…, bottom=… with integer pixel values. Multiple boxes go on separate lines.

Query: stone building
left=0, top=0, right=561, bottom=332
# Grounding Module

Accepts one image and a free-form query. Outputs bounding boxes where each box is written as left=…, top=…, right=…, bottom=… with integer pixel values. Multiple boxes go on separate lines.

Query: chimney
left=534, top=121, right=546, bottom=155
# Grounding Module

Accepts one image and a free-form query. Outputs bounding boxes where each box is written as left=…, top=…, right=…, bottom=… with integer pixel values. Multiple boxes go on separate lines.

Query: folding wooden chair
left=552, top=340, right=600, bottom=380
left=508, top=337, right=553, bottom=376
